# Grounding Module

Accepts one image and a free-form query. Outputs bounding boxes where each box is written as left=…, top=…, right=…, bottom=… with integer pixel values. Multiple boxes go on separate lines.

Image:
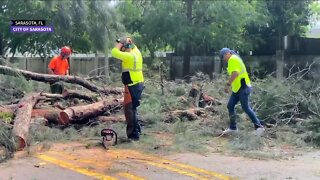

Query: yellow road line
left=109, top=150, right=235, bottom=180
left=118, top=172, right=146, bottom=180
left=47, top=151, right=111, bottom=168
left=152, top=158, right=233, bottom=180
left=44, top=151, right=145, bottom=180
left=47, top=151, right=211, bottom=179
left=37, top=154, right=117, bottom=180
left=137, top=159, right=210, bottom=180
left=44, top=150, right=234, bottom=180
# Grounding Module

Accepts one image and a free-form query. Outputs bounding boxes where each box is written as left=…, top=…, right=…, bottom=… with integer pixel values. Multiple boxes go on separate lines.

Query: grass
left=28, top=121, right=128, bottom=145
left=0, top=112, right=14, bottom=124
left=1, top=69, right=320, bottom=161
left=0, top=123, right=15, bottom=162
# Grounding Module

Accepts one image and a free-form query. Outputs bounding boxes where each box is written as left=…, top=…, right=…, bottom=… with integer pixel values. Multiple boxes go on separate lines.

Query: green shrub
left=175, top=87, right=186, bottom=96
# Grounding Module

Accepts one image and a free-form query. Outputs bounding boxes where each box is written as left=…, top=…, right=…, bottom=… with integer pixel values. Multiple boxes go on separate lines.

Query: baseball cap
left=116, top=37, right=135, bottom=49
left=219, top=48, right=231, bottom=59
left=116, top=37, right=128, bottom=45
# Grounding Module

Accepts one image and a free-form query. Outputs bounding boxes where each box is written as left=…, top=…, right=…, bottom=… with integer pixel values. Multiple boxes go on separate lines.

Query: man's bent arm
left=228, top=71, right=239, bottom=85
left=111, top=43, right=134, bottom=61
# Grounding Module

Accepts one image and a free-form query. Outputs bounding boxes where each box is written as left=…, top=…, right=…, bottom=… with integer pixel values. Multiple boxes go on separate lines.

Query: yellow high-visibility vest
left=111, top=46, right=144, bottom=86
left=227, top=54, right=251, bottom=93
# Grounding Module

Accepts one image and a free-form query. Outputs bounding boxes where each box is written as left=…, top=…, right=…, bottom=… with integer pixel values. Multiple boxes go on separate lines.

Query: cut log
left=189, top=85, right=222, bottom=107
left=12, top=93, right=41, bottom=150
left=40, top=89, right=97, bottom=102
left=31, top=108, right=60, bottom=123
left=31, top=108, right=68, bottom=125
left=32, top=108, right=56, bottom=118
left=165, top=108, right=206, bottom=123
left=0, top=106, right=14, bottom=114
left=0, top=65, right=122, bottom=95
left=0, top=103, right=20, bottom=113
left=62, top=90, right=97, bottom=102
left=59, top=99, right=123, bottom=125
left=43, top=111, right=62, bottom=124
left=0, top=106, right=61, bottom=123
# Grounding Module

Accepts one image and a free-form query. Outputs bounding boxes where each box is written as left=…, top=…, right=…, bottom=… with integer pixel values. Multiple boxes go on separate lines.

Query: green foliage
left=174, top=87, right=186, bottom=96
left=0, top=74, right=49, bottom=102
left=228, top=132, right=265, bottom=151
left=0, top=112, right=14, bottom=124
left=305, top=116, right=320, bottom=146
left=310, top=1, right=320, bottom=22
left=246, top=0, right=312, bottom=51
left=116, top=0, right=313, bottom=58
left=0, top=123, right=15, bottom=162
left=117, top=0, right=263, bottom=55
left=0, top=0, right=123, bottom=57
left=266, top=0, right=311, bottom=36
left=250, top=75, right=320, bottom=147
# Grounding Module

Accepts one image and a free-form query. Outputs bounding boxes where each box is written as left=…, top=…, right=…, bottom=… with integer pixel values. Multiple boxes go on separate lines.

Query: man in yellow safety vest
left=220, top=47, right=265, bottom=136
left=111, top=37, right=144, bottom=141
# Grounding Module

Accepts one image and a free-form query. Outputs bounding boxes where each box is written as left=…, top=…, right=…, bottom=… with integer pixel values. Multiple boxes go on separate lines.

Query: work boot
left=221, top=128, right=238, bottom=136
left=253, top=127, right=265, bottom=136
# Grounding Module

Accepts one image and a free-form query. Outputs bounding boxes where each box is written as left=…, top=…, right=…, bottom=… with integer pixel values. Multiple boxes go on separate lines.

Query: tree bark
left=59, top=99, right=123, bottom=125
left=0, top=33, right=3, bottom=56
left=0, top=106, right=14, bottom=114
left=166, top=108, right=205, bottom=123
left=40, top=90, right=97, bottom=103
left=183, top=0, right=194, bottom=79
left=12, top=93, right=41, bottom=150
left=0, top=64, right=122, bottom=95
left=0, top=100, right=124, bottom=125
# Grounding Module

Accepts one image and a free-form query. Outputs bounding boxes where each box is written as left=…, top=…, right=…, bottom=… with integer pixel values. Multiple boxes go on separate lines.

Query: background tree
left=245, top=0, right=311, bottom=53
left=309, top=1, right=320, bottom=29
left=117, top=0, right=263, bottom=77
left=0, top=0, right=123, bottom=58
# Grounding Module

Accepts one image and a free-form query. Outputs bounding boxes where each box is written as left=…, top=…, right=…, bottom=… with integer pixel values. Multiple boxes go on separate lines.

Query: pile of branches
left=0, top=64, right=125, bottom=157
left=252, top=63, right=320, bottom=146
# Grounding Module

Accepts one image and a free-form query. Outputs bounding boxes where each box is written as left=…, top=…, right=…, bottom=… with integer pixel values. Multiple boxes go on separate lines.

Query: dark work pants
left=50, top=82, right=64, bottom=94
left=227, top=86, right=263, bottom=130
left=124, top=83, right=144, bottom=140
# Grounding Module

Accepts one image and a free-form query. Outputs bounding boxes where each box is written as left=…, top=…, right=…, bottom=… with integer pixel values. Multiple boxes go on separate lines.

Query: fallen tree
left=40, top=90, right=97, bottom=103
left=0, top=97, right=124, bottom=125
left=0, top=106, right=14, bottom=114
left=0, top=65, right=122, bottom=95
left=12, top=93, right=41, bottom=150
left=59, top=99, right=123, bottom=125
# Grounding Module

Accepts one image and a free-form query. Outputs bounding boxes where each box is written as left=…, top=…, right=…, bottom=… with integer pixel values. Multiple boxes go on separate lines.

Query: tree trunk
left=183, top=0, right=194, bottom=79
left=0, top=33, right=3, bottom=56
left=0, top=100, right=124, bottom=125
left=43, top=110, right=62, bottom=124
left=12, top=93, right=41, bottom=150
left=0, top=64, right=122, bottom=95
left=40, top=90, right=97, bottom=102
left=59, top=99, right=123, bottom=125
left=0, top=106, right=14, bottom=114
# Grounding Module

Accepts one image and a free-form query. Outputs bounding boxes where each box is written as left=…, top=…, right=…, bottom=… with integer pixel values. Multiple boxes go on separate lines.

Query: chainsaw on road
left=101, top=128, right=117, bottom=149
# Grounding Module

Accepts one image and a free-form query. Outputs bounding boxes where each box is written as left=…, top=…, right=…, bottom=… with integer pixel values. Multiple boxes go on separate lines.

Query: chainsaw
left=101, top=128, right=117, bottom=149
